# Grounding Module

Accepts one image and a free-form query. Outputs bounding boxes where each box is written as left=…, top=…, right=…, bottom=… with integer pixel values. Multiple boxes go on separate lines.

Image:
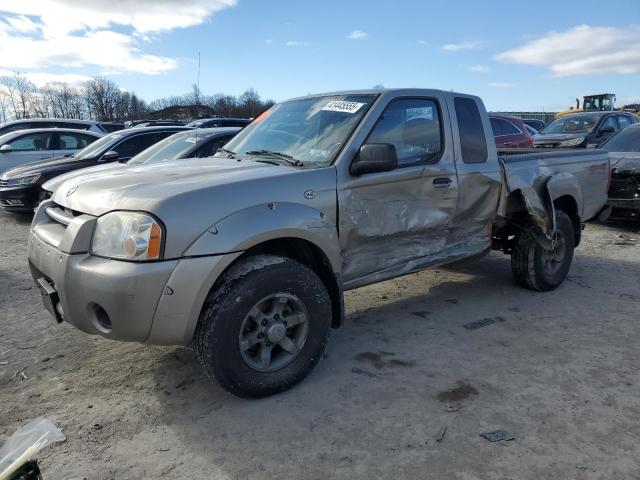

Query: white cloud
left=347, top=30, right=367, bottom=40
left=441, top=41, right=478, bottom=51
left=417, top=39, right=427, bottom=45
left=0, top=0, right=236, bottom=75
left=469, top=64, right=490, bottom=73
left=3, top=15, right=39, bottom=33
left=489, top=82, right=514, bottom=88
left=0, top=28, right=176, bottom=74
left=286, top=40, right=310, bottom=47
left=0, top=0, right=237, bottom=34
left=496, top=24, right=640, bottom=77
left=0, top=69, right=92, bottom=86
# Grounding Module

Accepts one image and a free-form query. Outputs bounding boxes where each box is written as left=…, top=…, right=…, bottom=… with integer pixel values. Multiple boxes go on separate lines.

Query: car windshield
left=128, top=131, right=211, bottom=165
left=602, top=128, right=640, bottom=153
left=219, top=94, right=377, bottom=167
left=542, top=115, right=600, bottom=134
left=73, top=132, right=122, bottom=159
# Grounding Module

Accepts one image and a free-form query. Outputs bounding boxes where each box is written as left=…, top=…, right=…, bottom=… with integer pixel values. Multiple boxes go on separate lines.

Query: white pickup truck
left=28, top=89, right=610, bottom=397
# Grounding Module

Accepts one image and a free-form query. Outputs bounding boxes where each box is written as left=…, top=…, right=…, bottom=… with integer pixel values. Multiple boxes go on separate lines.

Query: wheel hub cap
left=238, top=293, right=310, bottom=372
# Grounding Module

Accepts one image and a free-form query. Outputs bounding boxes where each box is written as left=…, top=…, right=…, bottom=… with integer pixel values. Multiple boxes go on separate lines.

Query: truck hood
left=43, top=162, right=124, bottom=192
left=609, top=152, right=640, bottom=174
left=51, top=158, right=337, bottom=258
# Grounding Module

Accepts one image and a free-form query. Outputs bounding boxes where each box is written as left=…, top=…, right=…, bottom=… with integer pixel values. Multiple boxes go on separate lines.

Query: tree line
left=0, top=72, right=274, bottom=124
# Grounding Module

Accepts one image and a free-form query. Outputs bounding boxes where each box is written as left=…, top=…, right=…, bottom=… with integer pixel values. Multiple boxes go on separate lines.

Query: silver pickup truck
left=28, top=89, right=610, bottom=398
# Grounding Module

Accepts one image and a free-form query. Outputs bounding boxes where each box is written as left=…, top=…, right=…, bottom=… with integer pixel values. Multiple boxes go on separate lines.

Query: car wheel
left=511, top=210, right=575, bottom=291
left=195, top=254, right=331, bottom=398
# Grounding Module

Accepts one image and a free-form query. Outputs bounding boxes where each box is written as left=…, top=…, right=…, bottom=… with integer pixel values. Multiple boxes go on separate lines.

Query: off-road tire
left=195, top=254, right=331, bottom=398
left=511, top=210, right=575, bottom=292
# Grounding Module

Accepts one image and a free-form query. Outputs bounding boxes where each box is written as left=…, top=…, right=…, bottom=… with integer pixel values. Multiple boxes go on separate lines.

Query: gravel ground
left=1, top=210, right=640, bottom=480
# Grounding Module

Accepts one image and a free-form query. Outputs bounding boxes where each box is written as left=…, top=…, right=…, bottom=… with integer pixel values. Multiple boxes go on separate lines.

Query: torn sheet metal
left=609, top=152, right=640, bottom=175
left=339, top=166, right=502, bottom=289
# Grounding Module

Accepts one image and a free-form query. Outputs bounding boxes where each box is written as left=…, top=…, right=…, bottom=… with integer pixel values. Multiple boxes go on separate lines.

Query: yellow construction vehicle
left=555, top=93, right=617, bottom=118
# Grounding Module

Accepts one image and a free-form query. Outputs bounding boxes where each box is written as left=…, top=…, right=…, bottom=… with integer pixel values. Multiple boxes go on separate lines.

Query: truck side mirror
left=100, top=150, right=120, bottom=162
left=0, top=144, right=12, bottom=153
left=350, top=143, right=398, bottom=176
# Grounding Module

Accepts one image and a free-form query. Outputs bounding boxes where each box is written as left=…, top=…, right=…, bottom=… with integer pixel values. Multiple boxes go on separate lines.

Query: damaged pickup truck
left=27, top=89, right=610, bottom=398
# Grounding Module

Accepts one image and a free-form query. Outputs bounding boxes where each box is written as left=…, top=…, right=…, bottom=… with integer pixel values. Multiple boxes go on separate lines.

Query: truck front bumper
left=28, top=230, right=241, bottom=345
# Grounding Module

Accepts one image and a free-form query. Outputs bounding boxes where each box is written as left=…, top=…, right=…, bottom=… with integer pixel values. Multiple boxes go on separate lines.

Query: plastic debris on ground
left=0, top=418, right=65, bottom=480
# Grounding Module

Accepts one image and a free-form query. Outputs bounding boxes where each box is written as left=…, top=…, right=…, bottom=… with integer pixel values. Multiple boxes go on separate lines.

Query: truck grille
left=0, top=179, right=10, bottom=188
left=45, top=202, right=83, bottom=226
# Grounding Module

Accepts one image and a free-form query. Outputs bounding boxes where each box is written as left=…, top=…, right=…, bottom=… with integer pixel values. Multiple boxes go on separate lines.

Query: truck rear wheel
left=511, top=211, right=575, bottom=291
left=195, top=254, right=331, bottom=398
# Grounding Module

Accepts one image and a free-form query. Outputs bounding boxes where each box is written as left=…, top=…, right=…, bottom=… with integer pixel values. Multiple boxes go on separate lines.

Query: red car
left=489, top=114, right=533, bottom=148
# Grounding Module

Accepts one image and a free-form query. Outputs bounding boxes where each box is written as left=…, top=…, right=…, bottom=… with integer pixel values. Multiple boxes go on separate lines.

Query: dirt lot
left=1, top=210, right=639, bottom=480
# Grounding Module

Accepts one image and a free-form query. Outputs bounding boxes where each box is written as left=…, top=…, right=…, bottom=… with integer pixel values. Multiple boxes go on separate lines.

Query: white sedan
left=0, top=128, right=103, bottom=174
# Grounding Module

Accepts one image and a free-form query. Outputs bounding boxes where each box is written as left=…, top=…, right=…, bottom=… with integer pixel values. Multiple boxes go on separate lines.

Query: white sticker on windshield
left=322, top=100, right=365, bottom=114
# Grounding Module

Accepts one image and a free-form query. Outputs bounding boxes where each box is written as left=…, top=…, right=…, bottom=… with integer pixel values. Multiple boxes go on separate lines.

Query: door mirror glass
left=101, top=150, right=120, bottom=162
left=350, top=143, right=398, bottom=175
left=0, top=144, right=12, bottom=153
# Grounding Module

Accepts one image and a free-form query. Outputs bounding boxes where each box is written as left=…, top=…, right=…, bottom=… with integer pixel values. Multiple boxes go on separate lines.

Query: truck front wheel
left=511, top=210, right=575, bottom=291
left=195, top=254, right=331, bottom=398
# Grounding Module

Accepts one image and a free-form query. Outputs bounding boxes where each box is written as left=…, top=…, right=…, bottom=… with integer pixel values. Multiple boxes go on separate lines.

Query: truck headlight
left=559, top=137, right=585, bottom=147
left=92, top=211, right=163, bottom=261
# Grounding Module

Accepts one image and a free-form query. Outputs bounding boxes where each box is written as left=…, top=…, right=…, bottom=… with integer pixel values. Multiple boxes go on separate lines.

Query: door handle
left=433, top=177, right=452, bottom=188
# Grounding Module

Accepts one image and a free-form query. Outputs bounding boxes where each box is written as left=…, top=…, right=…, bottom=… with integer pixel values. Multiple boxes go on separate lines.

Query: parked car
left=523, top=119, right=546, bottom=132
left=533, top=111, right=639, bottom=148
left=599, top=123, right=640, bottom=219
left=43, top=127, right=242, bottom=193
left=0, top=119, right=124, bottom=136
left=0, top=128, right=102, bottom=174
left=186, top=118, right=251, bottom=128
left=0, top=126, right=190, bottom=212
left=489, top=114, right=533, bottom=148
left=28, top=89, right=609, bottom=398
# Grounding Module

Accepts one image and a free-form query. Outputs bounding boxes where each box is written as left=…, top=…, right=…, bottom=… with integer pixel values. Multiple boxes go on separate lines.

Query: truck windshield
left=219, top=94, right=376, bottom=166
left=542, top=115, right=600, bottom=134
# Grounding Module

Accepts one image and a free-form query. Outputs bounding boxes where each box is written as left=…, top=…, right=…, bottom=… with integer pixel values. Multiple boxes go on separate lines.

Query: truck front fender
left=182, top=202, right=341, bottom=271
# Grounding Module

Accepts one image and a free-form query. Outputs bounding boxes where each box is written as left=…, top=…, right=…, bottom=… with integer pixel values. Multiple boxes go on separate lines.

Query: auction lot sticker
left=322, top=100, right=365, bottom=114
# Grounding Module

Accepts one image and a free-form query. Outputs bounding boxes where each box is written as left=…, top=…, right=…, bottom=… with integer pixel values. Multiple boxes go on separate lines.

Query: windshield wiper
left=245, top=150, right=304, bottom=167
left=217, top=147, right=238, bottom=159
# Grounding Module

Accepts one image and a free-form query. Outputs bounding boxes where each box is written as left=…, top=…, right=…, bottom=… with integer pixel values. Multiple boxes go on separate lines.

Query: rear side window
left=617, top=116, right=633, bottom=129
left=454, top=97, right=487, bottom=164
left=490, top=118, right=521, bottom=136
left=57, top=133, right=96, bottom=150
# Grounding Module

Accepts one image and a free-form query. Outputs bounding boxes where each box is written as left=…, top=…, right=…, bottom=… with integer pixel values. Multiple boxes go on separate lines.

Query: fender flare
left=182, top=202, right=341, bottom=271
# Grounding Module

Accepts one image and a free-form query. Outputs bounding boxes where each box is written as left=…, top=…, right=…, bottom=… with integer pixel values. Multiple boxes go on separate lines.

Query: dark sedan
left=600, top=123, right=640, bottom=219
left=533, top=111, right=639, bottom=148
left=0, top=126, right=190, bottom=212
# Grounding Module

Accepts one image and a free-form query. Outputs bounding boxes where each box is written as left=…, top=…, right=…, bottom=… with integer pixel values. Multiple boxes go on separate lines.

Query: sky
left=0, top=0, right=639, bottom=111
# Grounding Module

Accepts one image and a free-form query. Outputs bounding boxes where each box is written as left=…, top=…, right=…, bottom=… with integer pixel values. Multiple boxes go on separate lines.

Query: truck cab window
left=454, top=97, right=488, bottom=164
left=366, top=98, right=442, bottom=167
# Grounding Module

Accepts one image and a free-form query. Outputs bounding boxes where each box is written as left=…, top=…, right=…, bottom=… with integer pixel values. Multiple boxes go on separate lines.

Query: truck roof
left=284, top=88, right=475, bottom=102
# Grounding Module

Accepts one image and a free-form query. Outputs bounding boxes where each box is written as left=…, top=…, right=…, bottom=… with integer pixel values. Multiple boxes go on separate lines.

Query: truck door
left=338, top=96, right=459, bottom=287
left=445, top=96, right=502, bottom=255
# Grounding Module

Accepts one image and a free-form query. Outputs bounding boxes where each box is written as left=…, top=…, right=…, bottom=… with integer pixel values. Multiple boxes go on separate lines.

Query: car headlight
left=92, top=211, right=163, bottom=261
left=3, top=174, right=41, bottom=186
left=559, top=137, right=585, bottom=147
